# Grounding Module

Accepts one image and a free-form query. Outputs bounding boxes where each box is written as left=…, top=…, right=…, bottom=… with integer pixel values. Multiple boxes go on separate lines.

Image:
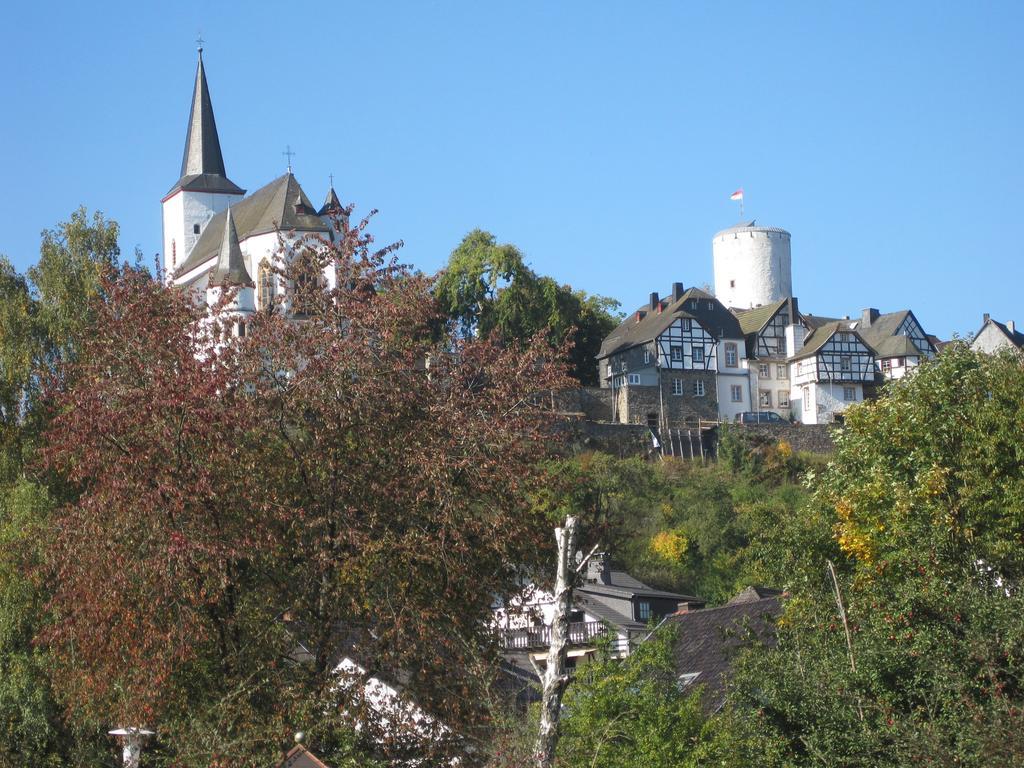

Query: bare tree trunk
left=534, top=515, right=579, bottom=768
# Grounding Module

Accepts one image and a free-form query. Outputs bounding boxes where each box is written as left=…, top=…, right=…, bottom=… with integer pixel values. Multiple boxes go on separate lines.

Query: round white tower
left=712, top=222, right=792, bottom=310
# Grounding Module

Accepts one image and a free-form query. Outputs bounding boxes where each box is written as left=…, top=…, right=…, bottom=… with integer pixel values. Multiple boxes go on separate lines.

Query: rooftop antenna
left=283, top=145, right=296, bottom=173
left=109, top=727, right=155, bottom=768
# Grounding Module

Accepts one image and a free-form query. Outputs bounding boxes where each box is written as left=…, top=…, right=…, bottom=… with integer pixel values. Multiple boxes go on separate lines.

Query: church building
left=161, top=47, right=345, bottom=320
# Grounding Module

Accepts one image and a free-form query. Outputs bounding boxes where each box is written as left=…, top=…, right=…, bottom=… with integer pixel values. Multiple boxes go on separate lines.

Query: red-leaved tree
left=38, top=211, right=572, bottom=766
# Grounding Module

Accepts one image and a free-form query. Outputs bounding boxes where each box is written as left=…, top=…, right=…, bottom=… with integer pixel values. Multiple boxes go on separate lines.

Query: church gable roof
left=176, top=173, right=330, bottom=276
left=165, top=51, right=244, bottom=199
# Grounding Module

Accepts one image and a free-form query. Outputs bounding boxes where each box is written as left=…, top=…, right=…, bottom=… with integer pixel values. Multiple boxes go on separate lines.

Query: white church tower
left=712, top=221, right=792, bottom=310
left=161, top=45, right=245, bottom=280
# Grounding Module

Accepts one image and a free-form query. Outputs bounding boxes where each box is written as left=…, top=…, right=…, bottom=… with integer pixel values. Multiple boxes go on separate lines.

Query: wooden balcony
left=499, top=621, right=607, bottom=650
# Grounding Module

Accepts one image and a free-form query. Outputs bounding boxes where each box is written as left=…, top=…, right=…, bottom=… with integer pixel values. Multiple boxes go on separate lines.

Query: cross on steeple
left=195, top=33, right=205, bottom=53
left=329, top=173, right=334, bottom=188
left=283, top=145, right=295, bottom=173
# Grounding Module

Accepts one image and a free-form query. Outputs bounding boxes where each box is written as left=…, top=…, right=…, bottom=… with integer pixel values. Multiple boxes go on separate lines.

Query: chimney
left=634, top=310, right=646, bottom=323
left=586, top=552, right=611, bottom=585
left=672, top=282, right=685, bottom=301
left=675, top=600, right=706, bottom=614
left=861, top=308, right=879, bottom=327
left=983, top=312, right=991, bottom=324
left=785, top=322, right=806, bottom=357
left=1010, top=320, right=1017, bottom=334
left=649, top=292, right=659, bottom=311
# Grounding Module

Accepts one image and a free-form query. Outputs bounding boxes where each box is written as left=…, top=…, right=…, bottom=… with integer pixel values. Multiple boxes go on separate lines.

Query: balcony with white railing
left=498, top=620, right=607, bottom=650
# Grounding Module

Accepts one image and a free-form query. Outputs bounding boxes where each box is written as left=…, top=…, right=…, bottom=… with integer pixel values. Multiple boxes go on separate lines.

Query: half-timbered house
left=853, top=308, right=936, bottom=383
left=597, top=283, right=751, bottom=427
left=734, top=297, right=801, bottom=419
left=789, top=322, right=875, bottom=424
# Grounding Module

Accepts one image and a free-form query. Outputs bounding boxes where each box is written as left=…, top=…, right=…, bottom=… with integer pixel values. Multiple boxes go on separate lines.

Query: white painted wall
left=712, top=226, right=792, bottom=310
left=162, top=189, right=243, bottom=280
left=972, top=322, right=1020, bottom=354
left=716, top=371, right=751, bottom=422
left=793, top=381, right=862, bottom=424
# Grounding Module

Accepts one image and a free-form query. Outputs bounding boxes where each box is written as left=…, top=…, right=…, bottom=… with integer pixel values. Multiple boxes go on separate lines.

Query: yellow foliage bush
left=650, top=530, right=689, bottom=562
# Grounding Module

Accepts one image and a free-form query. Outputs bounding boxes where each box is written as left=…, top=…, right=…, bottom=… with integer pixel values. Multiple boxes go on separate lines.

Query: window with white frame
left=758, top=363, right=770, bottom=378
left=628, top=373, right=641, bottom=385
left=803, top=386, right=811, bottom=411
left=731, top=384, right=743, bottom=402
left=692, top=347, right=704, bottom=364
left=694, top=380, right=706, bottom=397
left=776, top=364, right=787, bottom=379
left=725, top=342, right=738, bottom=367
left=778, top=390, right=790, bottom=407
left=840, top=356, right=852, bottom=372
left=670, top=345, right=683, bottom=362
left=759, top=390, right=771, bottom=407
left=682, top=318, right=692, bottom=331
left=672, top=378, right=684, bottom=396
left=643, top=348, right=651, bottom=365
left=637, top=601, right=651, bottom=620
left=880, top=358, right=892, bottom=373
left=843, top=386, right=856, bottom=401
left=837, top=332, right=851, bottom=342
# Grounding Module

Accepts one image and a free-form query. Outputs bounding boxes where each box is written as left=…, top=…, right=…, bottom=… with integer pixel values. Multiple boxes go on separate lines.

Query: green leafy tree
left=709, top=344, right=1024, bottom=766
left=0, top=208, right=121, bottom=767
left=555, top=627, right=705, bottom=768
left=435, top=229, right=620, bottom=385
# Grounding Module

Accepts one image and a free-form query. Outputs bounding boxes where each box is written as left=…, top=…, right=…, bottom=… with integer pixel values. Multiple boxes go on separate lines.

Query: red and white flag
left=729, top=188, right=744, bottom=201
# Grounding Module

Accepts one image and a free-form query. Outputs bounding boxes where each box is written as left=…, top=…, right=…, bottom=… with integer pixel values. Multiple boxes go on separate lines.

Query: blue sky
left=2, top=1, right=1021, bottom=339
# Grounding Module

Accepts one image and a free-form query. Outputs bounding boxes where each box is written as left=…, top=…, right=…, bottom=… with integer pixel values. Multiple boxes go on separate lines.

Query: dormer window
left=637, top=601, right=652, bottom=621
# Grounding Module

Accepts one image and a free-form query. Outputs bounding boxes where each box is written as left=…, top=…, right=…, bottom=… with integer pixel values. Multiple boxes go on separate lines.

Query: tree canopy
left=703, top=345, right=1024, bottom=766
left=33, top=214, right=573, bottom=765
left=434, top=229, right=620, bottom=386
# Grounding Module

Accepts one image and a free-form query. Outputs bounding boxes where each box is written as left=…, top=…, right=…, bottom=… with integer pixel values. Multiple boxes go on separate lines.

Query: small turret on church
left=161, top=45, right=245, bottom=281
left=206, top=210, right=255, bottom=336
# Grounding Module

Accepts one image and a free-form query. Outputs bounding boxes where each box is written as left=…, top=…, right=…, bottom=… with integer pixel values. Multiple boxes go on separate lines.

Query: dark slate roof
left=801, top=313, right=843, bottom=330
left=663, top=593, right=782, bottom=713
left=579, top=570, right=697, bottom=602
left=165, top=52, right=244, bottom=199
left=726, top=585, right=783, bottom=605
left=598, top=287, right=744, bottom=359
left=855, top=310, right=934, bottom=357
left=976, top=318, right=1024, bottom=349
left=208, top=209, right=254, bottom=287
left=278, top=745, right=331, bottom=768
left=733, top=298, right=789, bottom=336
left=318, top=186, right=345, bottom=216
left=176, top=173, right=330, bottom=276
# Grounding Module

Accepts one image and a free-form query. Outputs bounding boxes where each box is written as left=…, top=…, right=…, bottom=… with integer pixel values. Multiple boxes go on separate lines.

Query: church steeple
left=208, top=209, right=253, bottom=287
left=165, top=48, right=245, bottom=198
left=318, top=185, right=344, bottom=216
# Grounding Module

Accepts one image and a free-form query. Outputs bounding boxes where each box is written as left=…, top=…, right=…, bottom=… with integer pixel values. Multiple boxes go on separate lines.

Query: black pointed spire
left=318, top=185, right=344, bottom=216
left=208, top=210, right=254, bottom=287
left=165, top=49, right=245, bottom=199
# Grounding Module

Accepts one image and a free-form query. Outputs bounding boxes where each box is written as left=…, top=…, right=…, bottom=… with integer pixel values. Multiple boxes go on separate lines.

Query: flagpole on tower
left=730, top=187, right=745, bottom=220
